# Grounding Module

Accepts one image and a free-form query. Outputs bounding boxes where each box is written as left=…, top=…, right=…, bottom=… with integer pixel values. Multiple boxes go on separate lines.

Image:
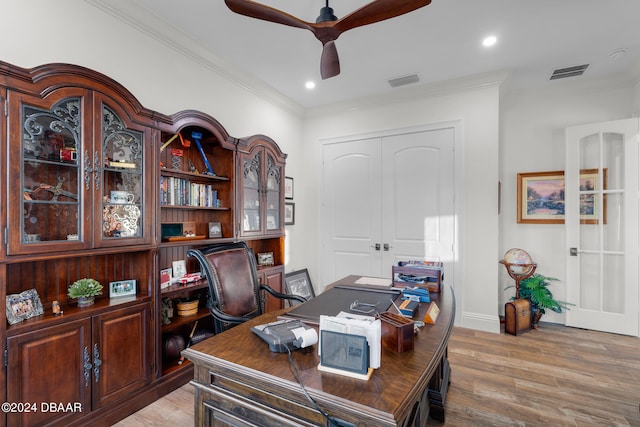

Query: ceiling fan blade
left=320, top=40, right=340, bottom=80
left=334, top=0, right=432, bottom=33
left=225, top=0, right=312, bottom=31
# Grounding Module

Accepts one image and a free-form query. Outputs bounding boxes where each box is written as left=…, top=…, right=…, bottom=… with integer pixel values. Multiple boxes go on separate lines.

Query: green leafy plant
left=68, top=278, right=103, bottom=299
left=506, top=274, right=573, bottom=314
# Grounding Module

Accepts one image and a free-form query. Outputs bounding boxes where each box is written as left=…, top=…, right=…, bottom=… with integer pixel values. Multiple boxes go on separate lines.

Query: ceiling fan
left=225, top=0, right=433, bottom=79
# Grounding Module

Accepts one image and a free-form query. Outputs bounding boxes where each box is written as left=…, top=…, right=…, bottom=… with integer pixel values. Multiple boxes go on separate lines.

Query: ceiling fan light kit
left=225, top=0, right=432, bottom=79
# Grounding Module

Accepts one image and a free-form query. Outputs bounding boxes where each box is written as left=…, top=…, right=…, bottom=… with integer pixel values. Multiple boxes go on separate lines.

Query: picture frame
left=284, top=202, right=295, bottom=225
left=160, top=268, right=172, bottom=289
left=517, top=170, right=564, bottom=224
left=208, top=221, right=222, bottom=238
left=266, top=215, right=276, bottom=230
left=517, top=169, right=607, bottom=224
left=284, top=176, right=294, bottom=200
left=6, top=289, right=44, bottom=325
left=172, top=260, right=187, bottom=278
left=284, top=269, right=315, bottom=306
left=109, top=279, right=137, bottom=298
left=257, top=252, right=274, bottom=266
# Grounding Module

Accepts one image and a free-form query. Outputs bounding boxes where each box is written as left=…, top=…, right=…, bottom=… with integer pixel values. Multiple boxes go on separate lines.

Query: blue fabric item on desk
left=401, top=287, right=430, bottom=303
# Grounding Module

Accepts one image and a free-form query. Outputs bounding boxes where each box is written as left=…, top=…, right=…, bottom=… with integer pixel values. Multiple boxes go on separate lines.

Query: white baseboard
left=458, top=311, right=501, bottom=334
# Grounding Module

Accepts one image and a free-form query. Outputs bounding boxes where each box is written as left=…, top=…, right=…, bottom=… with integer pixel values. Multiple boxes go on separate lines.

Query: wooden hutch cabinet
left=237, top=135, right=287, bottom=311
left=0, top=61, right=288, bottom=426
left=155, top=111, right=236, bottom=379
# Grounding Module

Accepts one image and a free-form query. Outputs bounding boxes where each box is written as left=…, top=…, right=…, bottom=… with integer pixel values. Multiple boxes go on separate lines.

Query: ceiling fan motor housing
left=316, top=6, right=338, bottom=23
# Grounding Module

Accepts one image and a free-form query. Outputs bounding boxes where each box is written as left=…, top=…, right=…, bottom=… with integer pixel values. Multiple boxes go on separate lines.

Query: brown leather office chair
left=187, top=241, right=306, bottom=334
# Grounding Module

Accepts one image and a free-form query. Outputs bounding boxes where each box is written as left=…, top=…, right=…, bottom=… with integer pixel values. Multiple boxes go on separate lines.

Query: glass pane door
left=101, top=106, right=144, bottom=240
left=566, top=119, right=638, bottom=336
left=265, top=153, right=281, bottom=231
left=21, top=98, right=82, bottom=244
left=242, top=151, right=261, bottom=232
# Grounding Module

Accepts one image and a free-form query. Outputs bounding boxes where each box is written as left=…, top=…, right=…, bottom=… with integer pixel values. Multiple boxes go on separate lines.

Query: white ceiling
left=100, top=0, right=640, bottom=110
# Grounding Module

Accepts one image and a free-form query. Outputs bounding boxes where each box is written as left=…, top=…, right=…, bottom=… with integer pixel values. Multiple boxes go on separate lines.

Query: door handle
left=570, top=247, right=578, bottom=256
left=371, top=243, right=381, bottom=251
left=383, top=243, right=392, bottom=251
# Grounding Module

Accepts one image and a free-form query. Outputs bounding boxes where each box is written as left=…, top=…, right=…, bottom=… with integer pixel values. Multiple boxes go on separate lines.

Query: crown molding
left=86, top=0, right=304, bottom=117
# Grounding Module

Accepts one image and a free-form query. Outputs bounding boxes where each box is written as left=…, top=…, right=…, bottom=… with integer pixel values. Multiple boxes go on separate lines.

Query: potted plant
left=68, top=278, right=103, bottom=307
left=506, top=273, right=573, bottom=328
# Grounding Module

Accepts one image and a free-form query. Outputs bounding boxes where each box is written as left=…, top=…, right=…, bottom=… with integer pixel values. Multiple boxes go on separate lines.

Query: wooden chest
left=505, top=298, right=531, bottom=335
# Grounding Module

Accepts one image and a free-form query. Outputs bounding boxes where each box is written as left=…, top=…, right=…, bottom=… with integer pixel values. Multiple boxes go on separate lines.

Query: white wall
left=299, top=78, right=502, bottom=332
left=499, top=78, right=635, bottom=323
left=0, top=0, right=303, bottom=155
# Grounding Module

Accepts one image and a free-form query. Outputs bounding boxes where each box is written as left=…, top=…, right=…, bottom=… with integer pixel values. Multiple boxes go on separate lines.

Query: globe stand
left=499, top=260, right=537, bottom=299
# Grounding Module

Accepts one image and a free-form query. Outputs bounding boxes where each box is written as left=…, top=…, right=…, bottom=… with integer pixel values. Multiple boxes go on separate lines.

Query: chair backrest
left=188, top=242, right=262, bottom=332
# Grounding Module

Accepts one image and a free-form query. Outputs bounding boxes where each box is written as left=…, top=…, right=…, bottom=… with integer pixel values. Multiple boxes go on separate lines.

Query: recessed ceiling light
left=482, top=35, right=497, bottom=47
left=305, top=81, right=316, bottom=90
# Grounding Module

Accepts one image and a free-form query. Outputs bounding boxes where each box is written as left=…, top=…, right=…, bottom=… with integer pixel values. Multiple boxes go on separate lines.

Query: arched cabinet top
left=0, top=61, right=164, bottom=126
left=162, top=109, right=234, bottom=151
left=238, top=134, right=287, bottom=161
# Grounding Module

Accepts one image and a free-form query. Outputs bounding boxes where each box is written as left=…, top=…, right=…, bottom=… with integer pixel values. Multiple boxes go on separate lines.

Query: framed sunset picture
left=517, top=169, right=606, bottom=224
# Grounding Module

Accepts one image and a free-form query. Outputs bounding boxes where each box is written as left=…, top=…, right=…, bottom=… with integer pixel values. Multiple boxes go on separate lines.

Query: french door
left=565, top=118, right=639, bottom=336
left=321, top=125, right=455, bottom=287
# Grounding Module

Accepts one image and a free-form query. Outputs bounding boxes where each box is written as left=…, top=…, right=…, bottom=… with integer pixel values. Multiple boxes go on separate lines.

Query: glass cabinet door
left=242, top=151, right=261, bottom=233
left=100, top=105, right=144, bottom=242
left=15, top=95, right=85, bottom=253
left=265, top=153, right=282, bottom=231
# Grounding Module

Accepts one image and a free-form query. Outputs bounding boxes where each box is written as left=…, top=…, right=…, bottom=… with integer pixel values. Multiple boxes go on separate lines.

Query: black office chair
left=187, top=241, right=306, bottom=334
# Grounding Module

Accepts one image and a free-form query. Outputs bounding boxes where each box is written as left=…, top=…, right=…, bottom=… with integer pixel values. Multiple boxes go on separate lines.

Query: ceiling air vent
left=388, top=74, right=420, bottom=88
left=549, top=64, right=589, bottom=80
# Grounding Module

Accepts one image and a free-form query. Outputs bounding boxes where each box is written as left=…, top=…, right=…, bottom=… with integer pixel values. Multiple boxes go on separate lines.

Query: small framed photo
left=257, top=252, right=274, bottom=266
left=109, top=279, right=137, bottom=298
left=208, top=221, right=222, bottom=238
left=160, top=268, right=172, bottom=289
left=266, top=215, right=276, bottom=229
left=284, top=202, right=295, bottom=225
left=172, top=260, right=187, bottom=278
left=6, top=289, right=44, bottom=325
left=284, top=176, right=294, bottom=200
left=284, top=269, right=315, bottom=306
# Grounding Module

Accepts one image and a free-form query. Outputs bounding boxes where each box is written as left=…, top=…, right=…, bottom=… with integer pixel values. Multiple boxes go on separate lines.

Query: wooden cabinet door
left=262, top=145, right=285, bottom=237
left=6, top=318, right=92, bottom=427
left=6, top=88, right=93, bottom=255
left=93, top=95, right=152, bottom=247
left=239, top=146, right=264, bottom=237
left=91, top=303, right=152, bottom=409
left=260, top=265, right=284, bottom=312
left=238, top=143, right=285, bottom=238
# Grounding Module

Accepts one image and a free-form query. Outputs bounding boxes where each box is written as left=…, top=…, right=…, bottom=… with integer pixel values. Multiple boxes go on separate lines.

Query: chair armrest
left=208, top=304, right=250, bottom=326
left=260, top=284, right=307, bottom=304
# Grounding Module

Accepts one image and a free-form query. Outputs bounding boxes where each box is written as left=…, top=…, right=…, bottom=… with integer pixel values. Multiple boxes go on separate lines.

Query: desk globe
left=500, top=248, right=537, bottom=299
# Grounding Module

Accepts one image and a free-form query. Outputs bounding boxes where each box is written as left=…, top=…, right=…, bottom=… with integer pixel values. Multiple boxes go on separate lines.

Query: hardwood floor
left=429, top=324, right=640, bottom=426
left=116, top=324, right=640, bottom=426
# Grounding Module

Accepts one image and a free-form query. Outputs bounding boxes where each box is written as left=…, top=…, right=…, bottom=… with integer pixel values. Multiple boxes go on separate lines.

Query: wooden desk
left=183, top=275, right=455, bottom=426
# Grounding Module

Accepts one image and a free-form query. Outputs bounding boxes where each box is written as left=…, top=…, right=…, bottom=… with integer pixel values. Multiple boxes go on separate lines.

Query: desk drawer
left=206, top=373, right=323, bottom=426
left=202, top=387, right=317, bottom=427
